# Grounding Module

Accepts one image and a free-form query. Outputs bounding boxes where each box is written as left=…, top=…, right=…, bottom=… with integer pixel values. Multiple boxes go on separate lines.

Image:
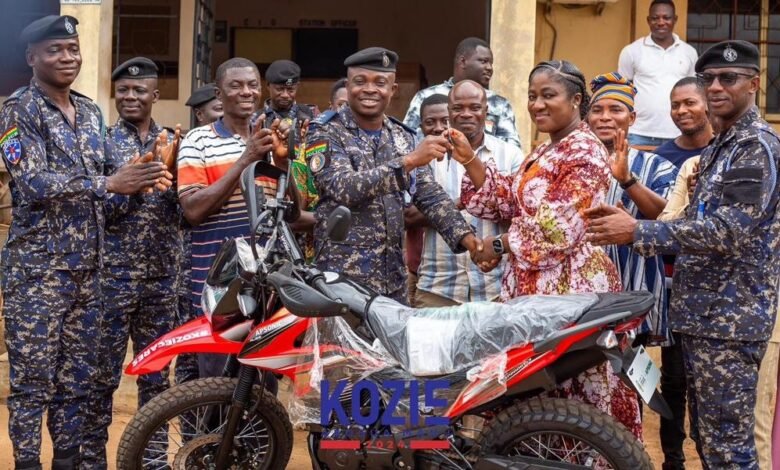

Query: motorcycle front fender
left=125, top=316, right=248, bottom=375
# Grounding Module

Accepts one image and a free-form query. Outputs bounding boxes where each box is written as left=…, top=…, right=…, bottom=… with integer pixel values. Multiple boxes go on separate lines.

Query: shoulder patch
left=388, top=115, right=415, bottom=135
left=306, top=138, right=329, bottom=174
left=313, top=110, right=337, bottom=126
left=1, top=126, right=22, bottom=165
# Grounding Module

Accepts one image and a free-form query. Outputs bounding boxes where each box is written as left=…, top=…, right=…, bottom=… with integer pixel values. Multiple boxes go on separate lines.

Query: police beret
left=185, top=83, right=218, bottom=108
left=344, top=47, right=398, bottom=72
left=20, top=15, right=78, bottom=45
left=695, top=40, right=760, bottom=73
left=111, top=57, right=158, bottom=81
left=266, top=60, right=301, bottom=85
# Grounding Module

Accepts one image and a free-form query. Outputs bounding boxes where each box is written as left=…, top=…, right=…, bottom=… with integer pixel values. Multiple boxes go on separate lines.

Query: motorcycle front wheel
left=117, top=377, right=293, bottom=470
left=479, top=397, right=652, bottom=470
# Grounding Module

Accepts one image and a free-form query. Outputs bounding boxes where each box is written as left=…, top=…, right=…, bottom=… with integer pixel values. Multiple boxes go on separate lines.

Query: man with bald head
left=305, top=47, right=485, bottom=302
left=412, top=80, right=522, bottom=307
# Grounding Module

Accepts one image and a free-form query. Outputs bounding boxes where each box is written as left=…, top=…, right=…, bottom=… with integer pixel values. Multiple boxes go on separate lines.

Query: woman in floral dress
left=448, top=60, right=642, bottom=439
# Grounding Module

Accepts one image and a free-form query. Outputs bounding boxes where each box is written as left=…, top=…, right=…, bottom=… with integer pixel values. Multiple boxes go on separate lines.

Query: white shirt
left=416, top=133, right=523, bottom=303
left=618, top=34, right=698, bottom=139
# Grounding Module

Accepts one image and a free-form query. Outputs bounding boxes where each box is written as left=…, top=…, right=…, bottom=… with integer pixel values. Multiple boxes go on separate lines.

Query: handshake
left=107, top=125, right=181, bottom=195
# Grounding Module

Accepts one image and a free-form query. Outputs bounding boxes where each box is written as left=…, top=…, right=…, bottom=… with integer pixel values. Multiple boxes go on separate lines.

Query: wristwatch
left=492, top=237, right=505, bottom=255
left=620, top=172, right=639, bottom=190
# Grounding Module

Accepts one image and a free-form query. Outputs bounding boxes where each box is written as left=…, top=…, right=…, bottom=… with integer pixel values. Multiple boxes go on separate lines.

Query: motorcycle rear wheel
left=479, top=397, right=652, bottom=470
left=117, top=377, right=293, bottom=470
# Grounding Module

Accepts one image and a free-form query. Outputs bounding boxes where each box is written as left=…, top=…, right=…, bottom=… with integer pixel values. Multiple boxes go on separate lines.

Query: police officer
left=0, top=16, right=169, bottom=470
left=584, top=40, right=780, bottom=469
left=306, top=47, right=485, bottom=302
left=254, top=59, right=319, bottom=129
left=80, top=57, right=181, bottom=469
left=185, top=82, right=223, bottom=127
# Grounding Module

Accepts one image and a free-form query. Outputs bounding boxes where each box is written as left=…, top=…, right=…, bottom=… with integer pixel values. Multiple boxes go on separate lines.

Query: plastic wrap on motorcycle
left=367, top=294, right=599, bottom=376
left=286, top=294, right=599, bottom=429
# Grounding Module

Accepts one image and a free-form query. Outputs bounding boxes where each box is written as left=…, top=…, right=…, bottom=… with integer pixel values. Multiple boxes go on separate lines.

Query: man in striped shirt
left=177, top=57, right=298, bottom=378
left=413, top=80, right=522, bottom=307
left=587, top=73, right=678, bottom=345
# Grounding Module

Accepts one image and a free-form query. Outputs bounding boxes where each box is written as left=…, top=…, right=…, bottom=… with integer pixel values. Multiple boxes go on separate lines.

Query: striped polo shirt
left=178, top=118, right=276, bottom=314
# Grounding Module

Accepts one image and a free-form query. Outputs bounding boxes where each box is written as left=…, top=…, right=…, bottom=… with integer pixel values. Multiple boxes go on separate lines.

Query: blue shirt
left=655, top=139, right=706, bottom=169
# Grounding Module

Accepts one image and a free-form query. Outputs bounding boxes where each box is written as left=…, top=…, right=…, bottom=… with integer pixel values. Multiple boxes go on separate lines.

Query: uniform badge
left=284, top=78, right=294, bottom=86
left=723, top=45, right=738, bottom=62
left=0, top=126, right=22, bottom=166
left=64, top=18, right=74, bottom=34
left=382, top=53, right=390, bottom=68
left=306, top=139, right=329, bottom=174
left=128, top=66, right=140, bottom=76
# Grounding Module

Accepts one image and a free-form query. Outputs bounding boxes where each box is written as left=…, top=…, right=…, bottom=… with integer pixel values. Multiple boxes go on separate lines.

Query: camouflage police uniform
left=404, top=77, right=522, bottom=149
left=306, top=106, right=473, bottom=303
left=0, top=78, right=116, bottom=466
left=78, top=118, right=180, bottom=468
left=634, top=106, right=780, bottom=469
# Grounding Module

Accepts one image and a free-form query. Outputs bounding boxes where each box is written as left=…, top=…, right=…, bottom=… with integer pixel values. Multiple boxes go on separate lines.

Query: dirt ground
left=0, top=348, right=701, bottom=469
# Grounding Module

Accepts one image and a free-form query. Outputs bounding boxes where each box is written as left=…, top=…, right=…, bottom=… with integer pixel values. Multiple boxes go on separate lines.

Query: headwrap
left=589, top=72, right=638, bottom=111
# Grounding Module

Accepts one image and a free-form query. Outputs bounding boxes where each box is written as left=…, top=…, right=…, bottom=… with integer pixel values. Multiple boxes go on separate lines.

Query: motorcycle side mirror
left=326, top=206, right=352, bottom=242
left=239, top=162, right=265, bottom=244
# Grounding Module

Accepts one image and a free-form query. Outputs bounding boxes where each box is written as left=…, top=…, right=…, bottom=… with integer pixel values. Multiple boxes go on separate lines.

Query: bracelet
left=463, top=154, right=477, bottom=166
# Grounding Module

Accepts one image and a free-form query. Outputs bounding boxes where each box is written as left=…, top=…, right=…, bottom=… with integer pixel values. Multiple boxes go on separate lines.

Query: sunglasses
left=696, top=72, right=756, bottom=87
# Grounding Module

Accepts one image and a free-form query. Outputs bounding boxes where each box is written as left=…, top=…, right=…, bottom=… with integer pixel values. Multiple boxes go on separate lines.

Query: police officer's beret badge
left=64, top=17, right=74, bottom=35
left=306, top=140, right=329, bottom=174
left=1, top=126, right=22, bottom=165
left=382, top=53, right=390, bottom=68
left=128, top=66, right=140, bottom=76
left=723, top=45, right=738, bottom=62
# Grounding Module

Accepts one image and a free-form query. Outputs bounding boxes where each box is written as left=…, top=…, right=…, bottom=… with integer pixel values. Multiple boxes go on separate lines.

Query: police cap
left=695, top=40, right=760, bottom=73
left=111, top=57, right=158, bottom=81
left=266, top=60, right=301, bottom=86
left=344, top=47, right=398, bottom=72
left=185, top=83, right=218, bottom=108
left=20, top=15, right=79, bottom=45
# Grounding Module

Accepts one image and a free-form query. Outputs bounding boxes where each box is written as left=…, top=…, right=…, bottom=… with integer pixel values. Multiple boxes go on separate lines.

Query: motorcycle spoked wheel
left=117, top=377, right=293, bottom=470
left=479, top=397, right=652, bottom=470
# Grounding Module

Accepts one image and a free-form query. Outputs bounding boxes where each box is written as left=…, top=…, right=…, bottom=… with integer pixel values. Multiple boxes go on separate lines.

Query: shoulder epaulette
left=388, top=115, right=415, bottom=135
left=7, top=86, right=29, bottom=103
left=312, top=110, right=337, bottom=126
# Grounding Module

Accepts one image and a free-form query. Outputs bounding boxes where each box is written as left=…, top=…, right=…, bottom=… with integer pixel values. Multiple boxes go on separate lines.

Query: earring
left=574, top=104, right=578, bottom=109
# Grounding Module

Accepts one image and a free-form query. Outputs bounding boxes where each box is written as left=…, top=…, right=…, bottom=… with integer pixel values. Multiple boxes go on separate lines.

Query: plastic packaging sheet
left=369, top=294, right=599, bottom=376
left=287, top=293, right=599, bottom=428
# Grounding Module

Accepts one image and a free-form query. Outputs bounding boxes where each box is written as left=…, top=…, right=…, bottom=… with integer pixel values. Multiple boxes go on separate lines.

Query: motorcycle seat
left=365, top=294, right=601, bottom=377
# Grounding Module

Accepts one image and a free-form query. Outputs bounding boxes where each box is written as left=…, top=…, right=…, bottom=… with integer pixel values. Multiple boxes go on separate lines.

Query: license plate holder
left=626, top=346, right=661, bottom=404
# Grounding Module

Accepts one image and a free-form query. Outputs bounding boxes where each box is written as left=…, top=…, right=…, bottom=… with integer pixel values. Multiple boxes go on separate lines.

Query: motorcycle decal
left=131, top=328, right=210, bottom=368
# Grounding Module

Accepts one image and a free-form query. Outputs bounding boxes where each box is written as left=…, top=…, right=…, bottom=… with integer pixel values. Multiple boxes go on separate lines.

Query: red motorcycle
left=117, top=161, right=670, bottom=470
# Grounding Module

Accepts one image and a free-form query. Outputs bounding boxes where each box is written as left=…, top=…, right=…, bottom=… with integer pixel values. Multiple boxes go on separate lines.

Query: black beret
left=266, top=60, right=301, bottom=85
left=695, top=40, right=760, bottom=73
left=20, top=15, right=78, bottom=45
left=111, top=57, right=158, bottom=81
left=344, top=47, right=398, bottom=72
left=186, top=83, right=218, bottom=108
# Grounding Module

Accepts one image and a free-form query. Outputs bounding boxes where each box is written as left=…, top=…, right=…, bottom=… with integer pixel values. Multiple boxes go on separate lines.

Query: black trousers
left=660, top=331, right=688, bottom=469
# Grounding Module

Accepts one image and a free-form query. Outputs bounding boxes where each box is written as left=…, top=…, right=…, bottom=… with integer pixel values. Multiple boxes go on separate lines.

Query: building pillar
left=61, top=1, right=114, bottom=115
left=489, top=0, right=536, bottom=151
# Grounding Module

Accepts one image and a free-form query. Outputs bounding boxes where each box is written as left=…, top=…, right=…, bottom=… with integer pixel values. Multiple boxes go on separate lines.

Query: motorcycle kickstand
left=215, top=365, right=258, bottom=468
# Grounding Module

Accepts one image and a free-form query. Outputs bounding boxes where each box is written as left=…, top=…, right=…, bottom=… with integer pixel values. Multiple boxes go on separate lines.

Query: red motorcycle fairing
left=125, top=316, right=252, bottom=375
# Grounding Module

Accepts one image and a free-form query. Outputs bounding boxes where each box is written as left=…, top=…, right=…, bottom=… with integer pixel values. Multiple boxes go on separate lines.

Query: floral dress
left=461, top=121, right=642, bottom=439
